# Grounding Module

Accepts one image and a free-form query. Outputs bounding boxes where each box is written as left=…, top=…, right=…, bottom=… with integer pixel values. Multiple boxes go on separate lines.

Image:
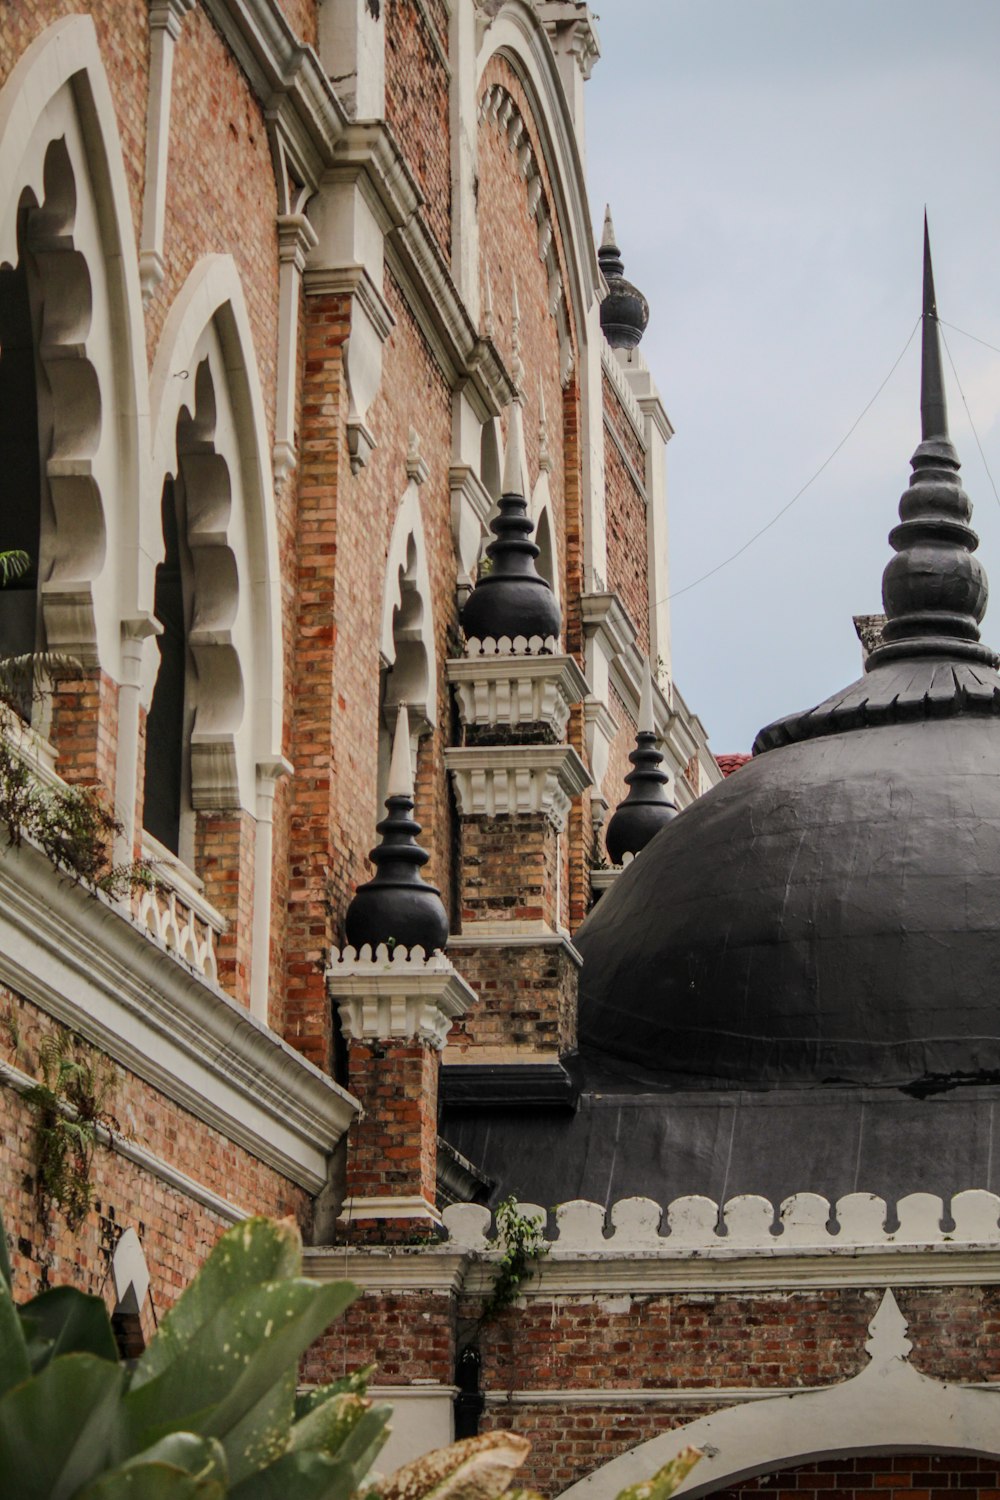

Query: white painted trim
left=381, top=482, right=438, bottom=736
left=140, top=0, right=196, bottom=301
left=303, top=1247, right=470, bottom=1293
left=0, top=836, right=356, bottom=1193
left=559, top=1292, right=1000, bottom=1500
left=339, top=1195, right=443, bottom=1225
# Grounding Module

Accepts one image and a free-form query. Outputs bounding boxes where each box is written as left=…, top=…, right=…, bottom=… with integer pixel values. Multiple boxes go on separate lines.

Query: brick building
left=3, top=5, right=996, bottom=1500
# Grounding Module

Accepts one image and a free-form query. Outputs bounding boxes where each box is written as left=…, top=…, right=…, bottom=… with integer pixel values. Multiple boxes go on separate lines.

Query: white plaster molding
left=450, top=921, right=582, bottom=966
left=327, top=945, right=476, bottom=1052
left=560, top=1291, right=1000, bottom=1500
left=339, top=1194, right=443, bottom=1225
left=446, top=743, right=591, bottom=831
left=447, top=652, right=587, bottom=739
left=582, top=695, right=617, bottom=819
left=140, top=0, right=197, bottom=302
left=589, top=865, right=621, bottom=895
left=463, top=634, right=560, bottom=656
left=250, top=755, right=293, bottom=1022
left=273, top=212, right=319, bottom=478
left=110, top=1227, right=151, bottom=1311
left=303, top=261, right=396, bottom=474
left=318, top=0, right=386, bottom=121
left=450, top=462, right=493, bottom=601
left=381, top=482, right=437, bottom=735
left=0, top=16, right=152, bottom=680
left=149, top=256, right=285, bottom=812
left=304, top=1247, right=470, bottom=1294
left=0, top=836, right=357, bottom=1194
left=369, top=1384, right=458, bottom=1477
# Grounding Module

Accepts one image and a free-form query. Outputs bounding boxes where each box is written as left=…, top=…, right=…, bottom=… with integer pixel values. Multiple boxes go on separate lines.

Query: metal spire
left=920, top=211, right=948, bottom=445
left=865, top=216, right=994, bottom=671
left=386, top=702, right=413, bottom=798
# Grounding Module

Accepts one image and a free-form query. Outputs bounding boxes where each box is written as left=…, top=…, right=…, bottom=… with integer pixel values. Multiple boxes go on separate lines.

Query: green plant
left=22, top=1031, right=118, bottom=1231
left=479, top=1197, right=548, bottom=1325
left=0, top=1210, right=702, bottom=1500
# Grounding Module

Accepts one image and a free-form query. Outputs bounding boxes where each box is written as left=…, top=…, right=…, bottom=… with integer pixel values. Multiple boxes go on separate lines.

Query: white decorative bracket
left=327, top=944, right=476, bottom=1051
left=304, top=265, right=395, bottom=475
left=445, top=743, right=591, bottom=832
left=140, top=0, right=196, bottom=302
left=273, top=214, right=318, bottom=480
left=447, top=648, right=588, bottom=741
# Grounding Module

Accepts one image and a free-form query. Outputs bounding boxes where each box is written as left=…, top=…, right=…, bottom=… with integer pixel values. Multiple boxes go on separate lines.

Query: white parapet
left=448, top=645, right=588, bottom=740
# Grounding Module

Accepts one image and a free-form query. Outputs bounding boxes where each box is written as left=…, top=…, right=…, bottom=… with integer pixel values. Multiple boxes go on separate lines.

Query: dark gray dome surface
left=577, top=707, right=1000, bottom=1089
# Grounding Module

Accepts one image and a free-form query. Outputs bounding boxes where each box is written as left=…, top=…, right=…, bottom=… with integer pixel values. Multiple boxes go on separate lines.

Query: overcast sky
left=585, top=1, right=1000, bottom=753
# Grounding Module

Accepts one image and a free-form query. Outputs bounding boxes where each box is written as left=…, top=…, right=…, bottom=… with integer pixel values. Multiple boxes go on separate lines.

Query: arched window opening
left=143, top=477, right=191, bottom=855
left=0, top=199, right=43, bottom=717
left=535, top=505, right=556, bottom=595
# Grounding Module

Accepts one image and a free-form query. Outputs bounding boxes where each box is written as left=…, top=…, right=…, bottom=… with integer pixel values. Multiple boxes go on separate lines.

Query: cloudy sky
left=585, top=0, right=1000, bottom=753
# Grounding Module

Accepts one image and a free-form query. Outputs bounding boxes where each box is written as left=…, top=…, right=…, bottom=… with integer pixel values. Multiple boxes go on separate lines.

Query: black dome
left=577, top=698, right=1000, bottom=1089
left=578, top=225, right=1000, bottom=1093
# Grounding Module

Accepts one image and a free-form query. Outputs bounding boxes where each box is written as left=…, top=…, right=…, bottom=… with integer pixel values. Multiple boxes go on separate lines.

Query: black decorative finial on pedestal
left=867, top=215, right=996, bottom=671
left=344, top=704, right=449, bottom=953
left=460, top=399, right=562, bottom=643
left=598, top=206, right=649, bottom=351
left=605, top=660, right=677, bottom=864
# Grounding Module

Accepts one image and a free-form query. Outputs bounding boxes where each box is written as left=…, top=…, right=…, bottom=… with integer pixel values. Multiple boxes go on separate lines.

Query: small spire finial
left=865, top=217, right=995, bottom=672
left=601, top=204, right=617, bottom=250
left=605, top=662, right=676, bottom=865
left=920, top=212, right=948, bottom=444
left=387, top=702, right=413, bottom=798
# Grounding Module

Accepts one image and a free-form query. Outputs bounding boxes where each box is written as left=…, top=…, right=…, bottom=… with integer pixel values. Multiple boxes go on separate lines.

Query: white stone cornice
left=580, top=589, right=637, bottom=662
left=0, top=837, right=357, bottom=1194
left=304, top=1247, right=471, bottom=1293
left=447, top=652, right=588, bottom=740
left=445, top=743, right=591, bottom=831
left=273, top=212, right=320, bottom=479
left=339, top=1194, right=442, bottom=1225
left=450, top=923, right=583, bottom=967
left=327, top=946, right=476, bottom=1051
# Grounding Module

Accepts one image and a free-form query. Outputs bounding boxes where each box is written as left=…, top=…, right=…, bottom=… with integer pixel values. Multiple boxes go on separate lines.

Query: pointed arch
left=380, top=480, right=437, bottom=743
left=0, top=14, right=150, bottom=675
left=148, top=256, right=283, bottom=820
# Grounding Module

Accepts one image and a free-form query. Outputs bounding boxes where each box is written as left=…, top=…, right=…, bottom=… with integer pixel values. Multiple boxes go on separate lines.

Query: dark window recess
left=144, top=479, right=187, bottom=853
left=111, top=1285, right=145, bottom=1364
left=0, top=211, right=42, bottom=714
left=453, top=1345, right=484, bottom=1439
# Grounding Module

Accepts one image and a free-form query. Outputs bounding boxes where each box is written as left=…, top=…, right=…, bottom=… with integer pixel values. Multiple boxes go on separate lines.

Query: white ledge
left=445, top=743, right=591, bottom=830
left=447, top=651, right=587, bottom=739
left=0, top=838, right=357, bottom=1193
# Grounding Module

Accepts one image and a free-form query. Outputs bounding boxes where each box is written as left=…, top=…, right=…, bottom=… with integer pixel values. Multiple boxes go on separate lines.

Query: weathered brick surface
left=722, top=1457, right=1000, bottom=1500
left=344, top=1039, right=439, bottom=1204
left=460, top=814, right=560, bottom=927
left=49, top=670, right=119, bottom=796
left=303, top=1288, right=455, bottom=1386
left=195, top=808, right=256, bottom=1007
left=603, top=373, right=650, bottom=658
left=385, top=0, right=451, bottom=262
left=1, top=990, right=307, bottom=1307
left=448, top=941, right=578, bottom=1056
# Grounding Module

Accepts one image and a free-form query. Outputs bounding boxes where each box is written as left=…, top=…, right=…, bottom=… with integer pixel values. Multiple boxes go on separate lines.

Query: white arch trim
left=0, top=13, right=151, bottom=672
left=380, top=481, right=437, bottom=736
left=149, top=254, right=284, bottom=778
left=559, top=1291, right=1000, bottom=1500
left=477, top=2, right=599, bottom=350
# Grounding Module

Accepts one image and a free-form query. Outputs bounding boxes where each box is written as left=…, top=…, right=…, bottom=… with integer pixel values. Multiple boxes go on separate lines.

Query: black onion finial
left=605, top=660, right=677, bottom=864
left=460, top=400, right=562, bottom=643
left=598, top=205, right=649, bottom=351
left=867, top=216, right=996, bottom=671
left=344, top=704, right=449, bottom=953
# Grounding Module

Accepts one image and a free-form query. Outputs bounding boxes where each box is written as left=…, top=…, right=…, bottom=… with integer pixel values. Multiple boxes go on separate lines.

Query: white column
left=250, top=756, right=292, bottom=1023
left=318, top=0, right=385, bottom=119
left=140, top=0, right=196, bottom=302
left=116, top=615, right=161, bottom=864
left=273, top=214, right=319, bottom=481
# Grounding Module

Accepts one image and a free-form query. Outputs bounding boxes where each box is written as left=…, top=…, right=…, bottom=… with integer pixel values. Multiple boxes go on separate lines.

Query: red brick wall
left=1, top=991, right=308, bottom=1306
left=303, top=1289, right=456, bottom=1387
left=195, top=808, right=256, bottom=1007
left=603, top=373, right=650, bottom=657
left=721, top=1456, right=1000, bottom=1500
left=385, top=0, right=451, bottom=262
left=449, top=941, right=578, bottom=1055
left=344, top=1039, right=439, bottom=1204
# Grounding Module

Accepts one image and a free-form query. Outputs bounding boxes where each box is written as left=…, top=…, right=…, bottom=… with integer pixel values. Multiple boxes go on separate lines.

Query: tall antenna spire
left=866, top=216, right=994, bottom=671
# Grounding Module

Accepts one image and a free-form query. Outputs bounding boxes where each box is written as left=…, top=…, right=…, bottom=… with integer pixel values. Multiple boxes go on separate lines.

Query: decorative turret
left=344, top=704, right=449, bottom=953
left=460, top=397, right=562, bottom=644
left=604, top=659, right=677, bottom=864
left=867, top=216, right=996, bottom=670
left=598, top=206, right=649, bottom=350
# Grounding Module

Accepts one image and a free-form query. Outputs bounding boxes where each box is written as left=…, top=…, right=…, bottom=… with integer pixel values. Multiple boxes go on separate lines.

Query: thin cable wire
left=652, top=315, right=921, bottom=608
left=940, top=324, right=1000, bottom=511
left=940, top=318, right=1000, bottom=361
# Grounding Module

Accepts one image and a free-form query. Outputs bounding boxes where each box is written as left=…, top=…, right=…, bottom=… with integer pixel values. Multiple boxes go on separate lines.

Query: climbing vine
left=480, top=1196, right=548, bottom=1324
left=21, top=1030, right=118, bottom=1230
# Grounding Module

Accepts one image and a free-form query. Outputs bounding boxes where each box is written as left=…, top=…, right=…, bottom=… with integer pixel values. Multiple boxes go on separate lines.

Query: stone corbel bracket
left=449, top=463, right=493, bottom=603
left=447, top=650, right=588, bottom=741
left=327, top=943, right=476, bottom=1051
left=446, top=744, right=591, bottom=832
left=304, top=263, right=396, bottom=474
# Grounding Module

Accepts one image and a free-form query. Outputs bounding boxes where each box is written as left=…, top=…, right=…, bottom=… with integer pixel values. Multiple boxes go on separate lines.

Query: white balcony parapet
left=448, top=649, right=588, bottom=740
left=327, top=943, right=476, bottom=1050
left=445, top=743, right=591, bottom=831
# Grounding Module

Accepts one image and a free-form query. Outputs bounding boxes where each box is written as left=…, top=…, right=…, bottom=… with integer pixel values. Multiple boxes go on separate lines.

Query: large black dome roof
left=578, top=224, right=1000, bottom=1092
